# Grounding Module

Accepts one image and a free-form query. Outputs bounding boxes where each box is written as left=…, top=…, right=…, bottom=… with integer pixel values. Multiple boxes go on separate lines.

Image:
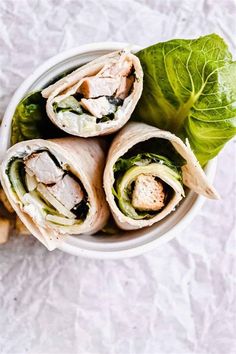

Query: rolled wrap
left=104, top=122, right=219, bottom=230
left=0, top=137, right=110, bottom=250
left=42, top=50, right=143, bottom=137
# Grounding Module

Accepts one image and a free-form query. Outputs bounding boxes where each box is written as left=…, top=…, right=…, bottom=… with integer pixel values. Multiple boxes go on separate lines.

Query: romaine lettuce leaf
left=11, top=91, right=64, bottom=145
left=114, top=152, right=183, bottom=176
left=135, top=34, right=236, bottom=165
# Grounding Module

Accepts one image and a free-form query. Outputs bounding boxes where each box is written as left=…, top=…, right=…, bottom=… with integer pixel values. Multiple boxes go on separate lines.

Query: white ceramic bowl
left=0, top=42, right=217, bottom=259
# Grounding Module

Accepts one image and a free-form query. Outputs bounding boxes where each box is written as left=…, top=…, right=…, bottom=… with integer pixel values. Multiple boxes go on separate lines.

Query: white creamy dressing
left=23, top=194, right=47, bottom=227
left=56, top=104, right=125, bottom=134
left=57, top=111, right=99, bottom=134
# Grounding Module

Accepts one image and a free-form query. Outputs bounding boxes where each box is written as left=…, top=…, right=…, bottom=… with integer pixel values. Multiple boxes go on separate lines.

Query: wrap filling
left=6, top=150, right=89, bottom=229
left=112, top=139, right=186, bottom=220
left=53, top=52, right=135, bottom=133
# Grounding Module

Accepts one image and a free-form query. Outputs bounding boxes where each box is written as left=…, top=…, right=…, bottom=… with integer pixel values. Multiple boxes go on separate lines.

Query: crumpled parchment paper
left=0, top=0, right=236, bottom=353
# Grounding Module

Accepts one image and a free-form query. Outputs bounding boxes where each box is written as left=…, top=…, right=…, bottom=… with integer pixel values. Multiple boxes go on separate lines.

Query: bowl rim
left=0, top=42, right=217, bottom=259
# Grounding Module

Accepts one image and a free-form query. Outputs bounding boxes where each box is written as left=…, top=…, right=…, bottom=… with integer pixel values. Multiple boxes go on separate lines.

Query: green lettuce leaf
left=11, top=91, right=64, bottom=145
left=114, top=152, right=184, bottom=177
left=135, top=34, right=236, bottom=166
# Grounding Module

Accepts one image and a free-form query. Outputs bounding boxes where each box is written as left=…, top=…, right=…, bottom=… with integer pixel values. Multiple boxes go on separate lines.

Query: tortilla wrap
left=42, top=50, right=143, bottom=137
left=0, top=137, right=110, bottom=250
left=104, top=122, right=219, bottom=230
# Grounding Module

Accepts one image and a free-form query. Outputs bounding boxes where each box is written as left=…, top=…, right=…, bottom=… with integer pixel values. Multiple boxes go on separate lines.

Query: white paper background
left=0, top=0, right=236, bottom=353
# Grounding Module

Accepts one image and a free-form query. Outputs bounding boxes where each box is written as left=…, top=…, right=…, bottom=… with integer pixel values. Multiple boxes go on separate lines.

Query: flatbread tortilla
left=104, top=122, right=219, bottom=230
left=42, top=50, right=143, bottom=137
left=0, top=137, right=110, bottom=250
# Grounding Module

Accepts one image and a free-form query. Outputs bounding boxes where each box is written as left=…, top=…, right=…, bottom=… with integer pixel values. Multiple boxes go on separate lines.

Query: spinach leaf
left=135, top=34, right=236, bottom=166
left=71, top=200, right=89, bottom=220
left=98, top=113, right=115, bottom=123
left=11, top=91, right=64, bottom=145
left=107, top=96, right=123, bottom=106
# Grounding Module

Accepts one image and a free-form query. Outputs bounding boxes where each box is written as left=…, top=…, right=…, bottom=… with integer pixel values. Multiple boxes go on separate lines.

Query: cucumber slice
left=57, top=96, right=83, bottom=113
left=46, top=214, right=76, bottom=226
left=8, top=159, right=27, bottom=200
left=37, top=184, right=75, bottom=219
left=25, top=174, right=37, bottom=192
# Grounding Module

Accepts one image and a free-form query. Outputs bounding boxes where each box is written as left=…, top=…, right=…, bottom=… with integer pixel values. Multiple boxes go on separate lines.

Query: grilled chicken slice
left=79, top=77, right=120, bottom=98
left=132, top=174, right=166, bottom=211
left=99, top=56, right=133, bottom=77
left=79, top=54, right=133, bottom=100
left=24, top=152, right=64, bottom=185
left=81, top=97, right=116, bottom=118
left=47, top=174, right=84, bottom=210
left=116, top=76, right=134, bottom=100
